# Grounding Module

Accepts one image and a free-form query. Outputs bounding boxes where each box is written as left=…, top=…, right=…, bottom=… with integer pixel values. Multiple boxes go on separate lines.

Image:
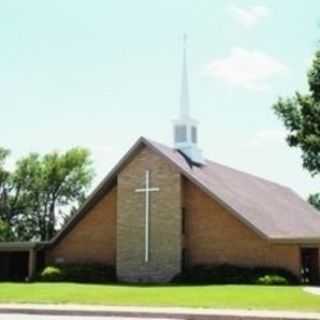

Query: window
left=182, top=207, right=186, bottom=234
left=175, top=125, right=187, bottom=143
left=182, top=248, right=188, bottom=271
left=191, top=126, right=197, bottom=143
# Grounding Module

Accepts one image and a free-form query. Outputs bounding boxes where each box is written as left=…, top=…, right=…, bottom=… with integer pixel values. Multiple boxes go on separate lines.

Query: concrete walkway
left=304, top=287, right=320, bottom=296
left=0, top=304, right=320, bottom=320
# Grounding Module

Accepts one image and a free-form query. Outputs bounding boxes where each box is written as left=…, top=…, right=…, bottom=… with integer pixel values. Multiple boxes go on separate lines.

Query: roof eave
left=270, top=237, right=320, bottom=245
left=0, top=241, right=49, bottom=251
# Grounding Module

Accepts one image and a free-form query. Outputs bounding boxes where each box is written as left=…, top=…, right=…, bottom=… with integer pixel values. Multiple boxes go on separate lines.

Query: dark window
left=191, top=126, right=197, bottom=143
left=182, top=207, right=186, bottom=234
left=182, top=248, right=188, bottom=271
left=175, top=125, right=187, bottom=143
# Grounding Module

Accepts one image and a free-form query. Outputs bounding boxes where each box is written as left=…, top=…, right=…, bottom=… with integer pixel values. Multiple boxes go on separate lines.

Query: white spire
left=180, top=34, right=190, bottom=118
left=173, top=34, right=205, bottom=165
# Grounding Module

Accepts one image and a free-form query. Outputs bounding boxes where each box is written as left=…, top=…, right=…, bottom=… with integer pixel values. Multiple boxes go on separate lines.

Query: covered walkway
left=0, top=242, right=45, bottom=281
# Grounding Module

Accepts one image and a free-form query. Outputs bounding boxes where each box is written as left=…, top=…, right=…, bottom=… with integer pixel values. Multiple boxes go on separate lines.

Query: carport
left=0, top=242, right=45, bottom=281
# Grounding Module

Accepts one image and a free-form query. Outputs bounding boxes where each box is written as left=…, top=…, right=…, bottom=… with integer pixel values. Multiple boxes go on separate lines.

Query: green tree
left=13, top=148, right=94, bottom=241
left=0, top=219, right=13, bottom=241
left=0, top=148, right=10, bottom=199
left=0, top=147, right=94, bottom=241
left=273, top=51, right=320, bottom=209
left=0, top=148, right=15, bottom=234
left=309, top=193, right=320, bottom=211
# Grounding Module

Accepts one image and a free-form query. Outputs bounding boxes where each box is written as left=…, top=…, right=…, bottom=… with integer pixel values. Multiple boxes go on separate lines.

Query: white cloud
left=206, top=48, right=288, bottom=90
left=246, top=129, right=287, bottom=148
left=229, top=4, right=270, bottom=28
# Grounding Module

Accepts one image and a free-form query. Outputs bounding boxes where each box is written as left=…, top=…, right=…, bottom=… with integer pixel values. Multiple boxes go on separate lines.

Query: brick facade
left=117, top=147, right=182, bottom=282
left=47, top=187, right=117, bottom=265
left=182, top=178, right=301, bottom=276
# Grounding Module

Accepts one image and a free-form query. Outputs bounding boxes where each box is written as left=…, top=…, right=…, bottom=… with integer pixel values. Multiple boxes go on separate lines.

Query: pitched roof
left=49, top=137, right=320, bottom=247
left=148, top=139, right=320, bottom=242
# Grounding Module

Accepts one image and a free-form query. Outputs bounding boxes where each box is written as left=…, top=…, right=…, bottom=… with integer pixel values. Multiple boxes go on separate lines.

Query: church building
left=1, top=39, right=320, bottom=283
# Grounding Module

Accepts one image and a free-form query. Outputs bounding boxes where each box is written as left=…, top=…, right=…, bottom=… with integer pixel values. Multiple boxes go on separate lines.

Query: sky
left=0, top=0, right=319, bottom=197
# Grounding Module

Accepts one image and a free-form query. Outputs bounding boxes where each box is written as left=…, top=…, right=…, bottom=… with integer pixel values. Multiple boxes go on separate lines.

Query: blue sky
left=1, top=0, right=319, bottom=197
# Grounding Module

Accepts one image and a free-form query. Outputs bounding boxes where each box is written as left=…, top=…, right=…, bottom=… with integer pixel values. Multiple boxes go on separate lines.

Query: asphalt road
left=0, top=315, right=175, bottom=320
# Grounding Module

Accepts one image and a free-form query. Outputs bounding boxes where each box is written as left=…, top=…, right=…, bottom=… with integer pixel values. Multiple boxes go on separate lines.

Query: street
left=0, top=315, right=175, bottom=320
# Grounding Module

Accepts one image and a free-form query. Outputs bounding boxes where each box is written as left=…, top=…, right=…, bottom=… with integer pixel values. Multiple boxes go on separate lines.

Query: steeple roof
left=174, top=35, right=204, bottom=164
left=180, top=34, right=190, bottom=119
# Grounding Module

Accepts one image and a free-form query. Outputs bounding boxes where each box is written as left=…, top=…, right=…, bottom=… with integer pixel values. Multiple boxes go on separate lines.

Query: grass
left=0, top=283, right=320, bottom=312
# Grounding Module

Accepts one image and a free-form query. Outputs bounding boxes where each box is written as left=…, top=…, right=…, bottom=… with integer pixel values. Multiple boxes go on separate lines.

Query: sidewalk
left=0, top=304, right=320, bottom=320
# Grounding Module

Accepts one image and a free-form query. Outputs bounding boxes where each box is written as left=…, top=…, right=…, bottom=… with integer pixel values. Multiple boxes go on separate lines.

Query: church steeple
left=180, top=34, right=190, bottom=118
left=174, top=35, right=205, bottom=165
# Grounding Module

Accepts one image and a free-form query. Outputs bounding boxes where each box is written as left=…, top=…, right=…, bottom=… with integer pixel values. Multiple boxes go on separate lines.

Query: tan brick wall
left=47, top=187, right=117, bottom=265
left=183, top=178, right=300, bottom=276
left=117, top=147, right=182, bottom=282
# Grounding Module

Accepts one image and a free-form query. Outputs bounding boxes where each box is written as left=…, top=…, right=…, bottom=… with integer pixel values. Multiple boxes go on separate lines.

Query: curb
left=0, top=308, right=184, bottom=319
left=0, top=308, right=184, bottom=318
left=1, top=307, right=320, bottom=320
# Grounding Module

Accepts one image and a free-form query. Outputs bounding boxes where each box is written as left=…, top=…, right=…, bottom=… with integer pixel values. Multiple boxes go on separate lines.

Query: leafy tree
left=273, top=51, right=320, bottom=209
left=0, top=148, right=10, bottom=200
left=0, top=147, right=94, bottom=241
left=0, top=219, right=13, bottom=241
left=0, top=148, right=15, bottom=236
left=13, top=148, right=94, bottom=241
left=309, top=193, right=320, bottom=211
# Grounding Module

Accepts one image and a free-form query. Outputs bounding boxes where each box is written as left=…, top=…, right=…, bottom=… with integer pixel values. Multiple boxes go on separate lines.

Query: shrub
left=172, top=264, right=298, bottom=285
left=40, top=266, right=65, bottom=282
left=255, top=274, right=289, bottom=285
left=173, top=264, right=250, bottom=284
left=39, top=264, right=116, bottom=283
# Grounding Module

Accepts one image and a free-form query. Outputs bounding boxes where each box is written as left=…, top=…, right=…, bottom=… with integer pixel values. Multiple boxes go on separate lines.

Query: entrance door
left=301, top=248, right=319, bottom=284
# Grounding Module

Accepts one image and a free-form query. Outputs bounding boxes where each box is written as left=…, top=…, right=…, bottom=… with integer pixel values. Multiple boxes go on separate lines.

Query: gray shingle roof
left=147, top=138, right=320, bottom=242
left=50, top=137, right=320, bottom=246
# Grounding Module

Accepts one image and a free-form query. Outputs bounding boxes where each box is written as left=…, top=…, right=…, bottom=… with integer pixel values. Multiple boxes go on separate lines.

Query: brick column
left=117, top=147, right=182, bottom=283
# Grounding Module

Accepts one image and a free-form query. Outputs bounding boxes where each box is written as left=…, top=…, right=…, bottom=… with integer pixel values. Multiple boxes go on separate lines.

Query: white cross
left=135, top=170, right=160, bottom=263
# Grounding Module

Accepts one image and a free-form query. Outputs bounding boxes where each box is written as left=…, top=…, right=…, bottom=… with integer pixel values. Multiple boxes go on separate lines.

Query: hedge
left=172, top=264, right=299, bottom=285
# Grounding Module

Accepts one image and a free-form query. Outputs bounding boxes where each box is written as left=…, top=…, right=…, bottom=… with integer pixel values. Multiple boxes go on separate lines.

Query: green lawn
left=0, top=283, right=320, bottom=312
